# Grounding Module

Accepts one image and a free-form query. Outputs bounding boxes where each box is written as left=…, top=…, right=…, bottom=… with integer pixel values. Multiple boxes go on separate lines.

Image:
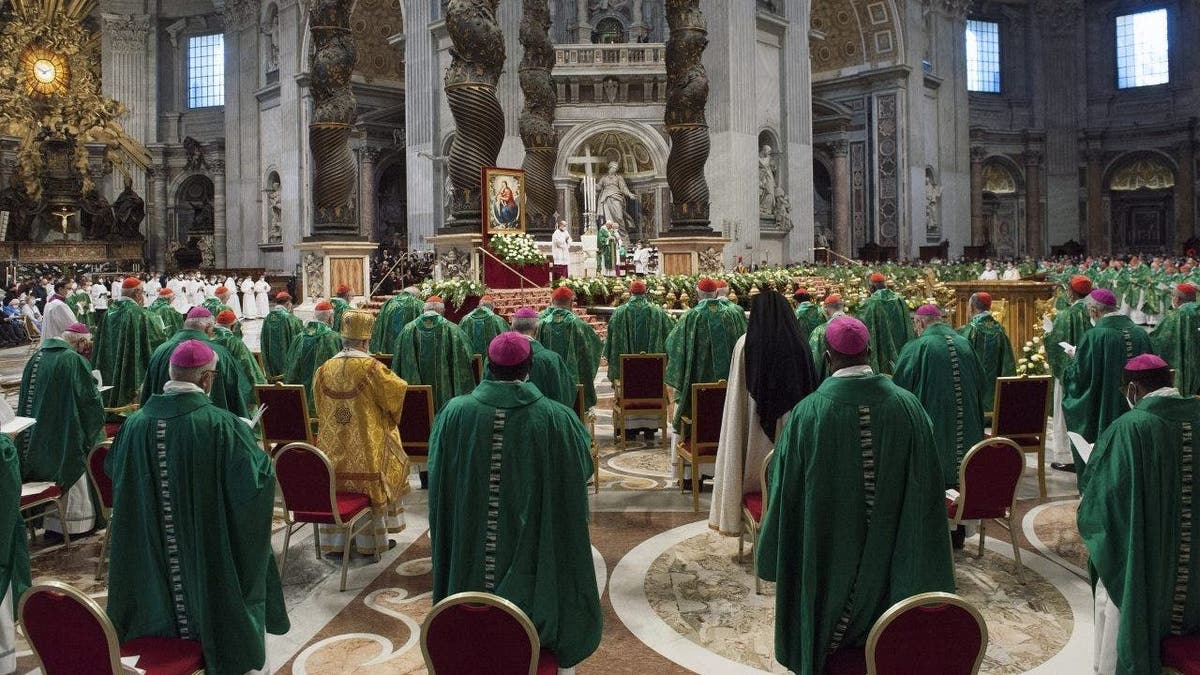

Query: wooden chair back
left=617, top=353, right=667, bottom=403
left=866, top=592, right=988, bottom=674
left=399, top=385, right=435, bottom=461
left=255, top=382, right=313, bottom=449
left=992, top=376, right=1051, bottom=439
left=421, top=592, right=541, bottom=675
left=687, top=380, right=728, bottom=454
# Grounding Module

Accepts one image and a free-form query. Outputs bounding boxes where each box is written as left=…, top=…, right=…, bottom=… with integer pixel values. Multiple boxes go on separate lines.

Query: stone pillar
left=519, top=0, right=559, bottom=235
left=970, top=146, right=986, bottom=246
left=1034, top=0, right=1085, bottom=248
left=1023, top=150, right=1044, bottom=257
left=575, top=0, right=591, bottom=42
left=782, top=0, right=815, bottom=263
left=631, top=0, right=646, bottom=38
left=357, top=146, right=380, bottom=240
left=149, top=157, right=168, bottom=266
left=101, top=13, right=153, bottom=201
left=212, top=160, right=227, bottom=267
left=224, top=0, right=263, bottom=266
left=441, top=0, right=505, bottom=233
left=404, top=0, right=436, bottom=248
left=1084, top=148, right=1106, bottom=255
left=663, top=0, right=713, bottom=236
left=830, top=140, right=851, bottom=256
left=495, top=0, right=524, bottom=167
left=1177, top=136, right=1196, bottom=249
left=308, top=0, right=359, bottom=236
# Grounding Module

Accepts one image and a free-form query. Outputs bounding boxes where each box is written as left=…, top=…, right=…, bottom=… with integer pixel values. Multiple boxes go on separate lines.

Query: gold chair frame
left=675, top=380, right=727, bottom=513
left=613, top=353, right=670, bottom=452
left=575, top=384, right=599, bottom=494
left=420, top=591, right=541, bottom=675
left=948, top=436, right=1025, bottom=583
left=23, top=315, right=39, bottom=353
left=864, top=591, right=988, bottom=675
left=255, top=382, right=316, bottom=453
left=20, top=483, right=69, bottom=550
left=740, top=449, right=774, bottom=595
left=992, top=374, right=1052, bottom=499
left=399, top=385, right=435, bottom=469
left=273, top=442, right=377, bottom=592
left=85, top=441, right=113, bottom=580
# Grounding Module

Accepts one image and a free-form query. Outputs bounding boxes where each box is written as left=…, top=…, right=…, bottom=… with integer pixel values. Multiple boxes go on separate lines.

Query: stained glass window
left=187, top=34, right=225, bottom=108
left=966, top=20, right=1000, bottom=93
left=1116, top=9, right=1169, bottom=89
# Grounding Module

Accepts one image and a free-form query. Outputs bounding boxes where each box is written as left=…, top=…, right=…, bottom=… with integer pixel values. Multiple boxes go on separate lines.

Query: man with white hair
left=261, top=292, right=304, bottom=381
left=371, top=285, right=424, bottom=353
left=16, top=322, right=105, bottom=542
left=40, top=279, right=77, bottom=347
left=284, top=301, right=342, bottom=409
left=139, top=307, right=252, bottom=417
left=91, top=277, right=166, bottom=408
left=390, top=295, right=475, bottom=411
left=107, top=339, right=288, bottom=674
left=808, top=294, right=847, bottom=381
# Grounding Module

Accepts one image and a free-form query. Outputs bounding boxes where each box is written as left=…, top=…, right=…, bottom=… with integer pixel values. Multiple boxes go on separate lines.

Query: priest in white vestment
left=709, top=290, right=818, bottom=535
left=254, top=276, right=271, bottom=316
left=240, top=277, right=259, bottom=319
left=40, top=281, right=76, bottom=347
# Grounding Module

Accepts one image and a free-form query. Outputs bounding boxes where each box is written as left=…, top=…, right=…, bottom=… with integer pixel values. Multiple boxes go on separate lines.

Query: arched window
left=594, top=17, right=627, bottom=44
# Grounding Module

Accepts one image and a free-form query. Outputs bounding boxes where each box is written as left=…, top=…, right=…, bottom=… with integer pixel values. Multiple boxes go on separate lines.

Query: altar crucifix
left=565, top=146, right=609, bottom=234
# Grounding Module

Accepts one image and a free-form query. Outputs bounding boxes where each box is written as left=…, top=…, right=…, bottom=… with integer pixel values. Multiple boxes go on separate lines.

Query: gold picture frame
left=482, top=167, right=526, bottom=234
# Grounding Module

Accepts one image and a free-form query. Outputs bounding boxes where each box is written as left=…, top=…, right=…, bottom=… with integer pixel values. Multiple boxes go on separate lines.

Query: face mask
left=1125, top=384, right=1137, bottom=410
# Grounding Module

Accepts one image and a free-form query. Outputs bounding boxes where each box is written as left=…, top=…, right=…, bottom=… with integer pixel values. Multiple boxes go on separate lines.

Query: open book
left=1066, top=431, right=1094, bottom=465
left=239, top=404, right=267, bottom=429
left=1058, top=342, right=1076, bottom=358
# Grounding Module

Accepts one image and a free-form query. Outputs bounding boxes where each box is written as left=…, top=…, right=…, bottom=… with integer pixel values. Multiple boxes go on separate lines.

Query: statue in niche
left=595, top=161, right=637, bottom=230
left=602, top=77, right=619, bottom=104
left=112, top=175, right=146, bottom=240
left=183, top=137, right=207, bottom=172
left=190, top=194, right=214, bottom=232
left=774, top=193, right=793, bottom=232
left=589, top=0, right=629, bottom=11
left=78, top=189, right=115, bottom=241
left=262, top=6, right=280, bottom=74
left=266, top=178, right=282, bottom=242
left=759, top=145, right=777, bottom=216
left=925, top=172, right=942, bottom=235
left=0, top=170, right=43, bottom=241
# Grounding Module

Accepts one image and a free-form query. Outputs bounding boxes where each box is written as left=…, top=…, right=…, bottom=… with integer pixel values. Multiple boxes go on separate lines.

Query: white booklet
left=240, top=404, right=267, bottom=429
left=1058, top=342, right=1076, bottom=358
left=1067, top=431, right=1094, bottom=464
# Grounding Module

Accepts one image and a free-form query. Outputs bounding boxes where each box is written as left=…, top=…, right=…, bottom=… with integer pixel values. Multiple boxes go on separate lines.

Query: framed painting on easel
left=481, top=167, right=526, bottom=235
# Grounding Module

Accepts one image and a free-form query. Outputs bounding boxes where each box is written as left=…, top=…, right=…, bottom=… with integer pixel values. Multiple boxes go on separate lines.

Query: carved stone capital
left=826, top=139, right=849, bottom=158
left=224, top=0, right=261, bottom=31
left=357, top=146, right=383, bottom=164
left=970, top=146, right=988, bottom=162
left=1022, top=150, right=1043, bottom=166
left=922, top=0, right=972, bottom=19
left=103, top=13, right=151, bottom=53
left=209, top=160, right=227, bottom=175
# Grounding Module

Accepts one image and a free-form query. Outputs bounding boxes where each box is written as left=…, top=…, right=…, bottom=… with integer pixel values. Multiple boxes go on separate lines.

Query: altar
left=945, top=281, right=1057, bottom=355
left=0, top=240, right=145, bottom=277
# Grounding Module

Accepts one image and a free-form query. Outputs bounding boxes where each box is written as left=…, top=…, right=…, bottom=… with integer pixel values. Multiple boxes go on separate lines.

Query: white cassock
left=254, top=278, right=270, bottom=316
left=144, top=278, right=160, bottom=306
left=40, top=298, right=76, bottom=346
left=110, top=280, right=122, bottom=299
left=223, top=277, right=242, bottom=317
left=633, top=247, right=651, bottom=274
left=708, top=335, right=785, bottom=535
left=979, top=270, right=999, bottom=280
left=1093, top=580, right=1120, bottom=674
left=240, top=278, right=258, bottom=319
left=169, top=279, right=190, bottom=313
left=1002, top=268, right=1021, bottom=280
left=552, top=228, right=571, bottom=266
left=0, top=583, right=12, bottom=674
left=190, top=282, right=206, bottom=307
left=44, top=474, right=95, bottom=535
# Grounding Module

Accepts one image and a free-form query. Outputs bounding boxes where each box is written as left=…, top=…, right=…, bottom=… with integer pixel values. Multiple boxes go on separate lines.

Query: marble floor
left=7, top=321, right=1095, bottom=674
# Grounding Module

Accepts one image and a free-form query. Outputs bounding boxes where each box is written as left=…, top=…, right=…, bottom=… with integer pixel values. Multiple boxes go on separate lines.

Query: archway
left=1106, top=154, right=1176, bottom=255
left=980, top=159, right=1023, bottom=258
left=377, top=161, right=407, bottom=246
left=813, top=159, right=833, bottom=248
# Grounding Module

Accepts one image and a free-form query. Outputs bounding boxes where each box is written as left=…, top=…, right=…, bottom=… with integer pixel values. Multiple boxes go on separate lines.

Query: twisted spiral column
left=663, top=0, right=713, bottom=235
left=519, top=0, right=558, bottom=235
left=308, top=0, right=359, bottom=235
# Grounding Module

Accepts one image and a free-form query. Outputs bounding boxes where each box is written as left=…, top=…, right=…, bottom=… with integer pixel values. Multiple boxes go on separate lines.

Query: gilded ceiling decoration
left=351, top=0, right=404, bottom=83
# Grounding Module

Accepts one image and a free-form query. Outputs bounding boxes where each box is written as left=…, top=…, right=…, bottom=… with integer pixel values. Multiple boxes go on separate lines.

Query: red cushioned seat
left=293, top=492, right=371, bottom=525
left=823, top=646, right=866, bottom=674
left=743, top=492, right=763, bottom=522
left=677, top=438, right=719, bottom=456
left=104, top=421, right=123, bottom=438
left=20, top=484, right=60, bottom=508
left=1163, top=635, right=1200, bottom=674
left=536, top=648, right=559, bottom=675
left=120, top=637, right=205, bottom=675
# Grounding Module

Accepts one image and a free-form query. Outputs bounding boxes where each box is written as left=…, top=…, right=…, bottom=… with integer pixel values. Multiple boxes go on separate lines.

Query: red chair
left=103, top=402, right=139, bottom=439
left=991, top=375, right=1052, bottom=499
left=613, top=353, right=670, bottom=451
left=575, top=384, right=599, bottom=494
left=20, top=482, right=69, bottom=549
left=675, top=380, right=727, bottom=513
left=372, top=353, right=393, bottom=369
left=947, top=437, right=1026, bottom=582
left=255, top=382, right=314, bottom=454
left=825, top=592, right=988, bottom=675
left=86, top=441, right=114, bottom=580
left=19, top=580, right=204, bottom=675
left=1163, top=635, right=1200, bottom=674
left=398, top=385, right=435, bottom=468
left=739, top=449, right=774, bottom=594
left=421, top=591, right=555, bottom=675
left=274, top=442, right=376, bottom=591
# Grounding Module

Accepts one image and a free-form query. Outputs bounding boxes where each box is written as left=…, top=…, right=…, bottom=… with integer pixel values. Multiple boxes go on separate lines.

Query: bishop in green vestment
left=213, top=310, right=266, bottom=386
left=17, top=325, right=105, bottom=536
left=758, top=316, right=954, bottom=675
left=537, top=286, right=604, bottom=409
left=597, top=222, right=614, bottom=273
left=284, top=301, right=342, bottom=409
left=1151, top=283, right=1200, bottom=396
left=91, top=278, right=166, bottom=408
left=1063, top=289, right=1154, bottom=490
left=148, top=288, right=184, bottom=336
left=201, top=286, right=233, bottom=318
left=511, top=307, right=577, bottom=407
left=858, top=274, right=914, bottom=375
left=665, top=278, right=748, bottom=429
left=370, top=287, right=423, bottom=354
left=261, top=293, right=304, bottom=380
left=458, top=297, right=510, bottom=357
left=808, top=295, right=848, bottom=381
left=107, top=340, right=288, bottom=675
left=139, top=308, right=253, bottom=418
left=956, top=292, right=1015, bottom=413
left=1046, top=274, right=1096, bottom=470
left=1078, top=355, right=1200, bottom=675
left=332, top=283, right=353, bottom=330
left=428, top=333, right=602, bottom=668
left=391, top=297, right=476, bottom=411
left=893, top=304, right=987, bottom=486
left=0, top=432, right=29, bottom=674
left=793, top=288, right=824, bottom=343
left=604, top=280, right=673, bottom=381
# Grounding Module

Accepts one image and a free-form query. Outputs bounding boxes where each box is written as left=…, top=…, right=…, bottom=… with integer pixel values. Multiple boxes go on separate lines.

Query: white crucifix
left=566, top=145, right=610, bottom=231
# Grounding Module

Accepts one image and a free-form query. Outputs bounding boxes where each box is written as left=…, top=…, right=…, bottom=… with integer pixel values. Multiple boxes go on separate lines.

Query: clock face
left=32, top=59, right=56, bottom=84
left=21, top=48, right=69, bottom=96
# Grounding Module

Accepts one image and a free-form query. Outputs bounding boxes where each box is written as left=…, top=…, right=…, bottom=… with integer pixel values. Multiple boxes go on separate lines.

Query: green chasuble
left=260, top=307, right=304, bottom=380
left=664, top=299, right=748, bottom=429
left=201, top=297, right=224, bottom=317
left=808, top=312, right=848, bottom=381
left=139, top=329, right=253, bottom=419
left=893, top=323, right=987, bottom=486
left=147, top=297, right=184, bottom=336
left=66, top=291, right=93, bottom=331
left=537, top=308, right=604, bottom=410
left=331, top=297, right=351, bottom=331
left=370, top=292, right=424, bottom=354
left=1045, top=300, right=1091, bottom=380
left=91, top=298, right=166, bottom=408
left=106, top=391, right=289, bottom=675
left=458, top=306, right=510, bottom=357
left=16, top=339, right=105, bottom=490
left=604, top=295, right=673, bottom=381
left=428, top=380, right=602, bottom=667
left=597, top=226, right=613, bottom=271
left=391, top=313, right=476, bottom=411
left=1063, top=313, right=1153, bottom=453
left=956, top=312, right=1016, bottom=412
left=1152, top=302, right=1200, bottom=396
left=0, top=435, right=29, bottom=618
left=283, top=321, right=342, bottom=409
left=523, top=339, right=577, bottom=408
left=211, top=326, right=266, bottom=386
left=794, top=302, right=824, bottom=343
left=1078, top=394, right=1200, bottom=675
left=757, top=374, right=955, bottom=674
left=858, top=288, right=914, bottom=375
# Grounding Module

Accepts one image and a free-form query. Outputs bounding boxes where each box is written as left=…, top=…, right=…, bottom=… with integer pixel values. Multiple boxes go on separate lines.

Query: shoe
left=681, top=474, right=714, bottom=491
left=1051, top=462, right=1076, bottom=473
left=951, top=525, right=966, bottom=550
left=642, top=430, right=655, bottom=441
left=624, top=430, right=638, bottom=441
left=42, top=530, right=64, bottom=545
left=419, top=470, right=429, bottom=490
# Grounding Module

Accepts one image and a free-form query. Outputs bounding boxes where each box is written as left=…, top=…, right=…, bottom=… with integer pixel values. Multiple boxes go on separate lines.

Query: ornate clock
left=21, top=47, right=69, bottom=96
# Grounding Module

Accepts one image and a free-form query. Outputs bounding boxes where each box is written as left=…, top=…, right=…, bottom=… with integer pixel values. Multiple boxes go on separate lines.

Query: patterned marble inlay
left=1031, top=500, right=1090, bottom=574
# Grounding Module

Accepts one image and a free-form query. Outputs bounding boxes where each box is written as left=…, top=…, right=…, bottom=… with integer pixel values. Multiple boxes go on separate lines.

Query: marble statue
left=266, top=179, right=282, bottom=243
left=596, top=161, right=637, bottom=230
left=79, top=189, right=115, bottom=240
left=759, top=145, right=777, bottom=216
left=112, top=176, right=146, bottom=240
left=925, top=173, right=942, bottom=235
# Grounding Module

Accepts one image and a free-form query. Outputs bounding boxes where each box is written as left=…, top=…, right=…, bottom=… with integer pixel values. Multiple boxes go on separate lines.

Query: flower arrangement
left=1016, top=335, right=1049, bottom=376
left=417, top=278, right=485, bottom=309
left=489, top=233, right=547, bottom=267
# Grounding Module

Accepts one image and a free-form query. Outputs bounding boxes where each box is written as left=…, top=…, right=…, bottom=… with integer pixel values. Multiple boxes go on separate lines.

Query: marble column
left=782, top=0, right=815, bottom=263
left=308, top=0, right=359, bottom=236
left=575, top=0, right=590, bottom=42
left=358, top=146, right=381, bottom=240
left=1023, top=150, right=1044, bottom=257
left=1085, top=149, right=1106, bottom=255
left=495, top=0, right=525, bottom=168
left=830, top=140, right=851, bottom=256
left=403, top=0, right=436, bottom=248
left=224, top=0, right=262, bottom=266
left=149, top=153, right=168, bottom=265
left=970, top=146, right=986, bottom=246
left=1034, top=0, right=1085, bottom=248
left=1177, top=138, right=1196, bottom=249
left=100, top=13, right=153, bottom=201
left=212, top=160, right=227, bottom=267
left=519, top=0, right=558, bottom=235
left=663, top=0, right=713, bottom=235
